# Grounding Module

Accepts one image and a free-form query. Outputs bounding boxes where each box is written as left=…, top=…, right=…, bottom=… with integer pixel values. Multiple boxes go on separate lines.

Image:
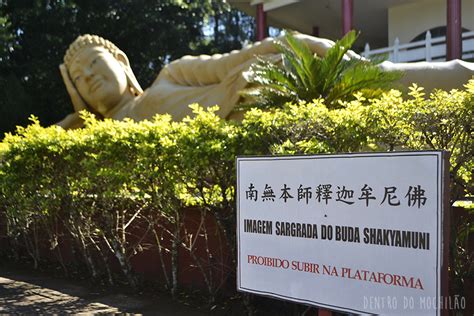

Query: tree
left=199, top=1, right=255, bottom=54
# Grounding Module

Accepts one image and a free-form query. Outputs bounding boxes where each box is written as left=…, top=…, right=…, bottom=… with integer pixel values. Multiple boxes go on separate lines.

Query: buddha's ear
left=116, top=51, right=144, bottom=95
left=116, top=51, right=130, bottom=67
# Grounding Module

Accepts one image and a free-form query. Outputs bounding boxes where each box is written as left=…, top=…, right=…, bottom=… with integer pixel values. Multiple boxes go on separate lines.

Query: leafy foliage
left=200, top=1, right=255, bottom=54
left=242, top=30, right=402, bottom=109
left=365, top=83, right=473, bottom=199
left=0, top=82, right=472, bottom=298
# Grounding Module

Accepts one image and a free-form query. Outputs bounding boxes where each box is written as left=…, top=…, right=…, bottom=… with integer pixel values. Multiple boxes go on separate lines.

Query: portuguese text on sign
left=236, top=152, right=447, bottom=315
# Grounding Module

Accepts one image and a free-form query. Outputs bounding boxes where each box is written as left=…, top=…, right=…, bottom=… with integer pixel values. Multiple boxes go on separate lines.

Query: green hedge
left=0, top=83, right=472, bottom=298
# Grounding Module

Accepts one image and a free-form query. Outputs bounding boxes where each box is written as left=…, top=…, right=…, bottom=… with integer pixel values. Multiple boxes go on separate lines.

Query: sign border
left=236, top=150, right=448, bottom=315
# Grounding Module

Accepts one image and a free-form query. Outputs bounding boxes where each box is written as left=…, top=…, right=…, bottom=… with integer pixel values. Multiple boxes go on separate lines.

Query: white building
left=228, top=0, right=474, bottom=62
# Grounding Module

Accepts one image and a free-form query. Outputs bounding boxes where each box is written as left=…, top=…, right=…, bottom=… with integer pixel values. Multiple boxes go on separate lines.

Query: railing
left=362, top=31, right=474, bottom=62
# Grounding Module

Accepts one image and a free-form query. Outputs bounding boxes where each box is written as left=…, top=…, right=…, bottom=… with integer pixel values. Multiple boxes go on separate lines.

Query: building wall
left=388, top=0, right=474, bottom=44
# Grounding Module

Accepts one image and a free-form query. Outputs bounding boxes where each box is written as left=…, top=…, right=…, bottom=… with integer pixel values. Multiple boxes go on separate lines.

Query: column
left=256, top=3, right=267, bottom=41
left=447, top=0, right=462, bottom=60
left=341, top=0, right=353, bottom=35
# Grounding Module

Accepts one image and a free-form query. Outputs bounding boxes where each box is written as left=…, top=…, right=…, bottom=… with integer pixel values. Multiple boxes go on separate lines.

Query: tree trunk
left=152, top=225, right=171, bottom=290
left=171, top=216, right=180, bottom=298
left=112, top=238, right=137, bottom=289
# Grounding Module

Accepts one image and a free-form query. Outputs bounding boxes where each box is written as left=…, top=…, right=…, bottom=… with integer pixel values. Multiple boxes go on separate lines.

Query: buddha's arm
left=135, top=34, right=363, bottom=121
left=154, top=34, right=356, bottom=88
left=60, top=64, right=88, bottom=112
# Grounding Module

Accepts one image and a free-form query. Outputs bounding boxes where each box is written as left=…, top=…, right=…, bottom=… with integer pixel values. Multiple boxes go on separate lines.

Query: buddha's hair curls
left=64, top=34, right=122, bottom=68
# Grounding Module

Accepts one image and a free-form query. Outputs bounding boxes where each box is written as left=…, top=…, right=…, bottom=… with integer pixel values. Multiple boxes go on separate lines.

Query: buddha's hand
left=60, top=64, right=88, bottom=113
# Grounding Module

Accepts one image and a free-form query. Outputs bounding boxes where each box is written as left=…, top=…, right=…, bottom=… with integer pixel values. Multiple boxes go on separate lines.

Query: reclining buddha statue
left=57, top=34, right=474, bottom=129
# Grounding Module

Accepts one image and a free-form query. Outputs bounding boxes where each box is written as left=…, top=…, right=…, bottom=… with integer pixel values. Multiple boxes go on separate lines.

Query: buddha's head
left=63, top=34, right=143, bottom=116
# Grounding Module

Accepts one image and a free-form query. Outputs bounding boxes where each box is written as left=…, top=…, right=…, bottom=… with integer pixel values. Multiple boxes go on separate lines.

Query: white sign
left=236, top=152, right=447, bottom=315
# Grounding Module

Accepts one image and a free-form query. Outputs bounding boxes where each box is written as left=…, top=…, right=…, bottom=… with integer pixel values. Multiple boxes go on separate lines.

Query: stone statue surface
left=57, top=34, right=474, bottom=129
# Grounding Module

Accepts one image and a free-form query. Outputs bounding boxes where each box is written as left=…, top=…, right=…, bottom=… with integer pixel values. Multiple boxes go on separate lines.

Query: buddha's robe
left=65, top=34, right=474, bottom=125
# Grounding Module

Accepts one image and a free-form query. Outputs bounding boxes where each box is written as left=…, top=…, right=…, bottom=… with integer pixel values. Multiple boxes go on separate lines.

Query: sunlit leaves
left=241, top=30, right=402, bottom=110
left=0, top=83, right=472, bottom=272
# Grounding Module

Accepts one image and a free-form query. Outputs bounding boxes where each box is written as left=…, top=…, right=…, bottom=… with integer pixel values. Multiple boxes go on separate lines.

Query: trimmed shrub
left=0, top=81, right=472, bottom=300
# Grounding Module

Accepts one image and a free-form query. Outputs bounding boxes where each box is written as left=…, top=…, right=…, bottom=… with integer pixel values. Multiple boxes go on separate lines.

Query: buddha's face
left=68, top=46, right=128, bottom=114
